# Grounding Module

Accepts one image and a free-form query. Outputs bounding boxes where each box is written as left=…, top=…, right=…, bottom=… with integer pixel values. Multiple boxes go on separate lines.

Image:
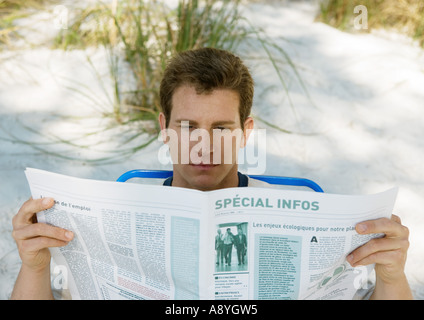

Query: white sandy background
left=1, top=0, right=423, bottom=299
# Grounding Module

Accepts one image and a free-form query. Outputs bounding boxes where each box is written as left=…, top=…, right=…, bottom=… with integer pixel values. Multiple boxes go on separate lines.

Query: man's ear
left=158, top=112, right=168, bottom=143
left=241, top=116, right=254, bottom=148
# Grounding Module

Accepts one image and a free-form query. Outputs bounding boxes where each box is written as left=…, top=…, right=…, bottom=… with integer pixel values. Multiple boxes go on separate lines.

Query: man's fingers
left=12, top=197, right=55, bottom=228
left=19, top=236, right=70, bottom=253
left=349, top=214, right=410, bottom=268
left=348, top=237, right=408, bottom=266
left=355, top=217, right=409, bottom=238
left=13, top=223, right=73, bottom=243
left=391, top=214, right=401, bottom=224
left=349, top=249, right=407, bottom=269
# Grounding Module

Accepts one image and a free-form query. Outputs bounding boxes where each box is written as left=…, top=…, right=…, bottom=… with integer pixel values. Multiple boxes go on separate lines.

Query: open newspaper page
left=26, top=168, right=212, bottom=300
left=25, top=168, right=397, bottom=300
left=208, top=187, right=397, bottom=300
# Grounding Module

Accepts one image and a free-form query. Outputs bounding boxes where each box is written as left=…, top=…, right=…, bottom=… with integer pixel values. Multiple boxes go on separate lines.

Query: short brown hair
left=159, top=48, right=254, bottom=129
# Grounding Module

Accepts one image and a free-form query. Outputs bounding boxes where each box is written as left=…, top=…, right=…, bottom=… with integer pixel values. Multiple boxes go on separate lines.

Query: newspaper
left=25, top=168, right=398, bottom=300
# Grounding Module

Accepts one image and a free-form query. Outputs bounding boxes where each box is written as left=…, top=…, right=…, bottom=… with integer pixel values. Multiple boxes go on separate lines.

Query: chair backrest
left=117, top=169, right=324, bottom=192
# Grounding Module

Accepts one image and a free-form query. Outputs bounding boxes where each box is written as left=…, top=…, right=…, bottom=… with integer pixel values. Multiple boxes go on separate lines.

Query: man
left=234, top=227, right=247, bottom=266
left=157, top=47, right=261, bottom=190
left=11, top=48, right=412, bottom=299
left=223, top=228, right=235, bottom=267
left=215, top=229, right=224, bottom=266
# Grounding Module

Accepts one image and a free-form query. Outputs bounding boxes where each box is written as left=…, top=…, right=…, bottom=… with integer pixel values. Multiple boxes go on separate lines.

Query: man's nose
left=189, top=128, right=215, bottom=164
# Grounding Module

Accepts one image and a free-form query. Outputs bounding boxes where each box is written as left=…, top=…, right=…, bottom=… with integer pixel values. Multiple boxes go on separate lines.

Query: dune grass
left=318, top=0, right=424, bottom=47
left=46, top=0, right=311, bottom=162
left=2, top=0, right=312, bottom=164
left=54, top=0, right=308, bottom=125
left=0, top=0, right=58, bottom=46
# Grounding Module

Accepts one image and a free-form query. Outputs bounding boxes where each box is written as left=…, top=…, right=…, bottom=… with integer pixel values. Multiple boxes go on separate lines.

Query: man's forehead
left=170, top=86, right=241, bottom=119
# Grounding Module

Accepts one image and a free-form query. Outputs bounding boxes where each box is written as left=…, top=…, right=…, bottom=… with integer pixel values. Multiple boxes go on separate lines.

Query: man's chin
left=172, top=163, right=238, bottom=191
left=187, top=165, right=221, bottom=190
left=174, top=163, right=235, bottom=191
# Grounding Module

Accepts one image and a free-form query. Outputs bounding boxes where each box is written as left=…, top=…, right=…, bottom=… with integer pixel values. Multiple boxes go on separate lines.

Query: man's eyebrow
left=174, top=119, right=197, bottom=124
left=212, top=120, right=236, bottom=126
left=174, top=119, right=236, bottom=125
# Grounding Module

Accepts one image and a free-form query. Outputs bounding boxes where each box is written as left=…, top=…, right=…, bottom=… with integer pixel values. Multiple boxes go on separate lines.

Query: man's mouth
left=189, top=162, right=219, bottom=169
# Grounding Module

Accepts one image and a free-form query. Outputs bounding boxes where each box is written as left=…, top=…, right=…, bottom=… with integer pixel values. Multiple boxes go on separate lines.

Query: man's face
left=159, top=85, right=253, bottom=191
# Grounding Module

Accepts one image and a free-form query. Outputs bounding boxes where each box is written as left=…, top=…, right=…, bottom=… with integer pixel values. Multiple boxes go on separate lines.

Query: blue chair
left=117, top=169, right=324, bottom=192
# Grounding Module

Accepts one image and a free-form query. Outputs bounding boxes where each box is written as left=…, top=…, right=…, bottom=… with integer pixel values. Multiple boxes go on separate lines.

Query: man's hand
left=347, top=214, right=413, bottom=299
left=12, top=197, right=73, bottom=272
